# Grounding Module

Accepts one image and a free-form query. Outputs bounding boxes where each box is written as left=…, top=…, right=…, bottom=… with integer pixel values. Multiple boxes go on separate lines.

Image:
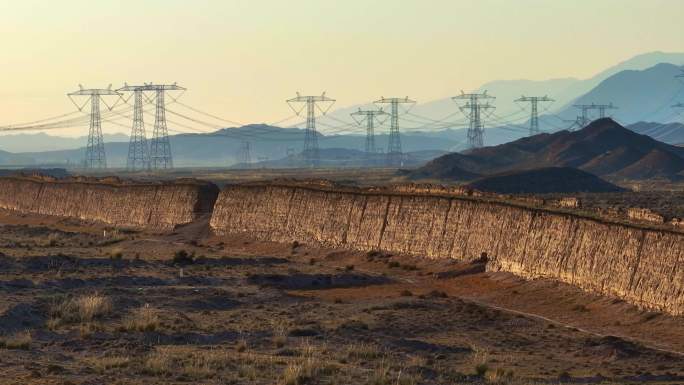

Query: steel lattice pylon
left=568, top=103, right=618, bottom=131
left=118, top=83, right=184, bottom=171
left=350, top=108, right=388, bottom=163
left=453, top=91, right=495, bottom=149
left=515, top=95, right=554, bottom=136
left=374, top=97, right=415, bottom=167
left=286, top=93, right=335, bottom=168
left=127, top=89, right=150, bottom=171
left=67, top=85, right=120, bottom=169
left=239, top=140, right=252, bottom=168
left=150, top=89, right=173, bottom=169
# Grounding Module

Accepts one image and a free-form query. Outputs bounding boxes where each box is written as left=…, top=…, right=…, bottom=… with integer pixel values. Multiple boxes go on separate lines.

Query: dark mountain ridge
left=412, top=118, right=684, bottom=181
left=467, top=167, right=625, bottom=194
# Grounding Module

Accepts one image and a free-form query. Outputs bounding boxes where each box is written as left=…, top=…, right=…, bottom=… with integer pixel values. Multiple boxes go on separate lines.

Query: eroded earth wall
left=0, top=177, right=219, bottom=230
left=211, top=184, right=684, bottom=315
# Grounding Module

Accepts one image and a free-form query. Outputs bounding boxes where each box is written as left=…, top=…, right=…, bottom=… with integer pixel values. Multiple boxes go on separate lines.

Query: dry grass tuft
left=123, top=305, right=160, bottom=332
left=143, top=346, right=233, bottom=379
left=49, top=293, right=113, bottom=327
left=346, top=343, right=384, bottom=361
left=0, top=331, right=31, bottom=350
left=271, top=319, right=290, bottom=348
left=470, top=347, right=490, bottom=377
left=44, top=232, right=61, bottom=247
left=77, top=294, right=112, bottom=322
left=280, top=339, right=336, bottom=385
left=88, top=355, right=130, bottom=373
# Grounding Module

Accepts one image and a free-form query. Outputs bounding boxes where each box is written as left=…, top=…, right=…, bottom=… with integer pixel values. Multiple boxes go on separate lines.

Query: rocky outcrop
left=627, top=208, right=665, bottom=224
left=0, top=176, right=218, bottom=230
left=211, top=183, right=684, bottom=315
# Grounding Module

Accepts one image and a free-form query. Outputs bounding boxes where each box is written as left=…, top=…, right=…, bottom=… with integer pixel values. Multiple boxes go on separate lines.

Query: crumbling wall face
left=211, top=185, right=684, bottom=315
left=627, top=208, right=665, bottom=223
left=0, top=178, right=218, bottom=230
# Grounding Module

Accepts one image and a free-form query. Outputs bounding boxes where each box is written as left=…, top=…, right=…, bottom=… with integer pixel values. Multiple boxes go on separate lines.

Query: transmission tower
left=118, top=83, right=184, bottom=171
left=570, top=104, right=595, bottom=130
left=117, top=84, right=151, bottom=171
left=350, top=108, right=388, bottom=158
left=374, top=97, right=415, bottom=166
left=239, top=140, right=252, bottom=168
left=515, top=95, right=554, bottom=136
left=286, top=147, right=296, bottom=167
left=286, top=93, right=335, bottom=167
left=593, top=103, right=618, bottom=118
left=151, top=84, right=184, bottom=169
left=453, top=91, right=495, bottom=149
left=67, top=85, right=120, bottom=169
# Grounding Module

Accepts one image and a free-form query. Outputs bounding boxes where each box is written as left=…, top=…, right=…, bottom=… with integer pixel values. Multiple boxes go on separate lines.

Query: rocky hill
left=467, top=167, right=625, bottom=194
left=411, top=118, right=684, bottom=181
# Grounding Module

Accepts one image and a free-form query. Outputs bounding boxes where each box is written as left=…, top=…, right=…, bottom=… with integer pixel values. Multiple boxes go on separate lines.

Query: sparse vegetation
left=471, top=348, right=490, bottom=377
left=122, top=305, right=160, bottom=332
left=49, top=293, right=113, bottom=327
left=110, top=247, right=124, bottom=259
left=88, top=355, right=131, bottom=373
left=0, top=331, right=31, bottom=350
left=45, top=232, right=61, bottom=247
left=271, top=319, right=290, bottom=348
left=0, top=190, right=681, bottom=384
left=172, top=249, right=195, bottom=265
left=346, top=343, right=384, bottom=361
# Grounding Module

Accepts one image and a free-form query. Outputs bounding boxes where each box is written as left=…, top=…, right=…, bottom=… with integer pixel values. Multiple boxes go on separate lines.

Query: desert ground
left=1, top=169, right=684, bottom=385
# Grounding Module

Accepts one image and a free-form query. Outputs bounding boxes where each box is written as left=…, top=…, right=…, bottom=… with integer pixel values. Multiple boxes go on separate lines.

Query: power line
left=175, top=100, right=244, bottom=127
left=0, top=111, right=82, bottom=130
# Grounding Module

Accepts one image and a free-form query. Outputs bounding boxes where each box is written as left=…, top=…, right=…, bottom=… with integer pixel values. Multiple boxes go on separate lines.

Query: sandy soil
left=0, top=210, right=682, bottom=384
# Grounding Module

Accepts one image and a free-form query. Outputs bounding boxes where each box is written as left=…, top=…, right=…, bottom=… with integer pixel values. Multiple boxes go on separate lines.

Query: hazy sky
left=0, top=0, right=682, bottom=136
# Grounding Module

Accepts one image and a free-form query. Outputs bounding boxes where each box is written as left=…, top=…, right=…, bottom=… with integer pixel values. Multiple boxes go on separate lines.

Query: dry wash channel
left=0, top=176, right=218, bottom=230
left=210, top=182, right=684, bottom=316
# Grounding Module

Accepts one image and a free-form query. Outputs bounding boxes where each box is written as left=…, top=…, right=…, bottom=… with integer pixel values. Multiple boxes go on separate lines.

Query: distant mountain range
left=410, top=118, right=684, bottom=181
left=0, top=51, right=682, bottom=168
left=0, top=119, right=680, bottom=168
left=0, top=132, right=129, bottom=153
left=554, top=63, right=684, bottom=123
left=629, top=121, right=684, bottom=144
left=232, top=148, right=448, bottom=169
left=322, top=51, right=684, bottom=126
left=11, top=125, right=464, bottom=168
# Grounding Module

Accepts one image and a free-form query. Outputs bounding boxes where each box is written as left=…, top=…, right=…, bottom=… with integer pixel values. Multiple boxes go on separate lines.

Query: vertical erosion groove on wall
left=0, top=177, right=219, bottom=230
left=210, top=184, right=684, bottom=315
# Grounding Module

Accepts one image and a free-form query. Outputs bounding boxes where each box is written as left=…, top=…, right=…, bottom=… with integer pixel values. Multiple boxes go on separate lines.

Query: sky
left=0, top=0, right=682, bottom=136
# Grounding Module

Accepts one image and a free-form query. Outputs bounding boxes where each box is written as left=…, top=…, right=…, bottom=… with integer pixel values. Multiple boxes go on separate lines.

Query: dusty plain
left=1, top=168, right=684, bottom=385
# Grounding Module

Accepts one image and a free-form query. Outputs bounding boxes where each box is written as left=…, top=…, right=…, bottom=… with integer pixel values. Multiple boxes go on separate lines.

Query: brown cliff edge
left=210, top=181, right=684, bottom=316
left=0, top=176, right=219, bottom=231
